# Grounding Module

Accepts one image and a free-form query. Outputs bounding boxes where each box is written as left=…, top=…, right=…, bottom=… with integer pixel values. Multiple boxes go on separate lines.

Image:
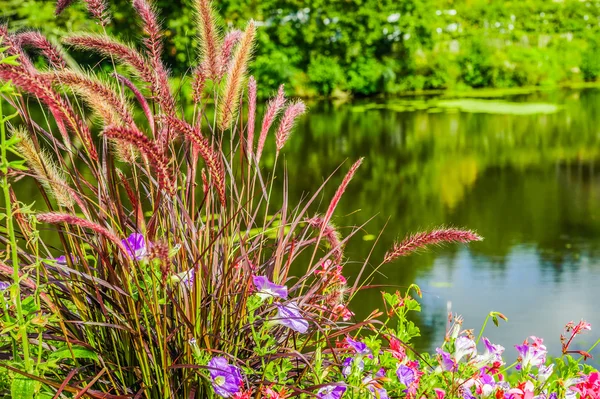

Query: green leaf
left=1, top=54, right=20, bottom=66
left=362, top=234, right=376, bottom=241
left=9, top=160, right=29, bottom=171
left=49, top=346, right=98, bottom=361
left=1, top=111, right=20, bottom=124
left=11, top=376, right=35, bottom=399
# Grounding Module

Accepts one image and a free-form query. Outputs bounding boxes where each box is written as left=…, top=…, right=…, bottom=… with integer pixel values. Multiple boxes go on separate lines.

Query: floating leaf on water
left=430, top=281, right=453, bottom=288
left=435, top=99, right=560, bottom=115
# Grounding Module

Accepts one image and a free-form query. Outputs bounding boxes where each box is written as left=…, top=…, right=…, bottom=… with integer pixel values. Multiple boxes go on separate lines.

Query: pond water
left=272, top=88, right=600, bottom=358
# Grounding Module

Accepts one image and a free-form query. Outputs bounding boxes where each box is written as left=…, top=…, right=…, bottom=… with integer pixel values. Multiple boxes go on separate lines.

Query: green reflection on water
left=265, top=88, right=600, bottom=351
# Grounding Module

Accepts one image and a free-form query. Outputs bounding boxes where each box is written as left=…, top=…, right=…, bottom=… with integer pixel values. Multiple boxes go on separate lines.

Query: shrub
left=307, top=55, right=346, bottom=96
left=581, top=41, right=600, bottom=82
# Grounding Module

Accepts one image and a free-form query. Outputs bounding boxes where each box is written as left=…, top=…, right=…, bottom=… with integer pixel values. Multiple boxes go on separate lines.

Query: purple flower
left=55, top=255, right=68, bottom=264
left=45, top=254, right=77, bottom=266
left=275, top=302, right=308, bottom=333
left=482, top=337, right=504, bottom=362
left=253, top=276, right=288, bottom=300
left=473, top=337, right=505, bottom=368
left=346, top=336, right=371, bottom=356
left=454, top=336, right=476, bottom=362
left=461, top=387, right=476, bottom=399
left=515, top=336, right=547, bottom=369
left=436, top=348, right=457, bottom=372
left=208, top=357, right=243, bottom=398
left=317, top=385, right=346, bottom=399
left=342, top=356, right=364, bottom=377
left=537, top=364, right=554, bottom=383
left=0, top=281, right=9, bottom=291
left=363, top=375, right=389, bottom=399
left=122, top=233, right=147, bottom=260
left=397, top=364, right=415, bottom=386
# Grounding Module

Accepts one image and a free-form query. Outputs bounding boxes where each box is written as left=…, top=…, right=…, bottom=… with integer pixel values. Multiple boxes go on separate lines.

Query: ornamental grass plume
left=13, top=31, right=67, bottom=69
left=218, top=20, right=255, bottom=130
left=11, top=127, right=74, bottom=208
left=383, top=227, right=483, bottom=264
left=256, top=84, right=286, bottom=161
left=102, top=125, right=175, bottom=194
left=47, top=70, right=135, bottom=127
left=276, top=100, right=307, bottom=152
left=246, top=76, right=257, bottom=157
left=195, top=0, right=222, bottom=79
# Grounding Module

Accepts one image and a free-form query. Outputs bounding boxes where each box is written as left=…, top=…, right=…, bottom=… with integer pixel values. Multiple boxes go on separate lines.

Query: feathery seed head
left=218, top=20, right=256, bottom=131
left=256, top=84, right=286, bottom=161
left=324, top=158, right=364, bottom=226
left=246, top=76, right=257, bottom=158
left=195, top=0, right=223, bottom=79
left=383, top=228, right=483, bottom=264
left=276, top=100, right=306, bottom=152
left=12, top=128, right=74, bottom=208
left=14, top=31, right=67, bottom=69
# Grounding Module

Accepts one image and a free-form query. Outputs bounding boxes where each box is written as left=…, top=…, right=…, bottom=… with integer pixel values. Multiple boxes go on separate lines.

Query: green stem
left=1, top=96, right=32, bottom=372
left=476, top=313, right=491, bottom=345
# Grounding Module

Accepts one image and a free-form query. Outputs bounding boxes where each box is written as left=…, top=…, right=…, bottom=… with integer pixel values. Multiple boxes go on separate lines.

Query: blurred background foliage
left=2, top=0, right=600, bottom=97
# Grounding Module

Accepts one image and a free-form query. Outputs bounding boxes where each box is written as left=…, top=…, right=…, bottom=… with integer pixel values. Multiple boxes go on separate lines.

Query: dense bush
left=2, top=0, right=600, bottom=97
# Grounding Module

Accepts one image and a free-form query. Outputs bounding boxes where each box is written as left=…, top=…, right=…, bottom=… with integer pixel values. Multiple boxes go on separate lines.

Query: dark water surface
left=274, top=88, right=600, bottom=357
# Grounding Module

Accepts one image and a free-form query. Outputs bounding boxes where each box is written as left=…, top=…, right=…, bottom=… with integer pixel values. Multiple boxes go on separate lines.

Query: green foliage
left=3, top=0, right=600, bottom=97
left=307, top=55, right=345, bottom=96
left=581, top=39, right=600, bottom=81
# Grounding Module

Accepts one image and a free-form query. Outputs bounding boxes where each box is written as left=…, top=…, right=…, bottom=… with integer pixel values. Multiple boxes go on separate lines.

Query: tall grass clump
left=6, top=2, right=597, bottom=399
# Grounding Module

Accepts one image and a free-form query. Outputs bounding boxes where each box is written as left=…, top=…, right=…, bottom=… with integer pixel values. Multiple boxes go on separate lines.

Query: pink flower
left=571, top=371, right=600, bottom=398
left=506, top=381, right=534, bottom=399
left=332, top=303, right=354, bottom=321
left=434, top=388, right=445, bottom=399
left=389, top=336, right=406, bottom=361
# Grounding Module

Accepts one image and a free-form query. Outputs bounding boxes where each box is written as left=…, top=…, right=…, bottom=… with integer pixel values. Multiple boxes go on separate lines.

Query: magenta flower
left=208, top=357, right=243, bottom=398
left=122, top=233, right=147, bottom=260
left=275, top=302, right=308, bottom=333
left=253, top=276, right=288, bottom=300
left=317, top=385, right=346, bottom=399
left=472, top=371, right=495, bottom=397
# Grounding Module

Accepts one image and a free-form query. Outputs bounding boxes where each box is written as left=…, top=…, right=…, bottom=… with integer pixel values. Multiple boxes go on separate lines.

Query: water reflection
left=271, top=88, right=600, bottom=355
